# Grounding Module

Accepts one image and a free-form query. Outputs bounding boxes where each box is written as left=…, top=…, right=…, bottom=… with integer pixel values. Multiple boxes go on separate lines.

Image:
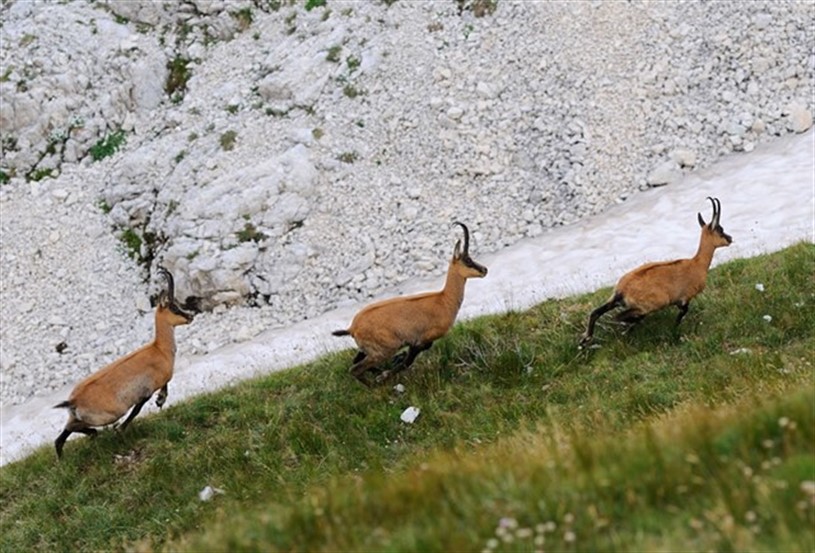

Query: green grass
left=1, top=243, right=813, bottom=552
left=89, top=130, right=126, bottom=162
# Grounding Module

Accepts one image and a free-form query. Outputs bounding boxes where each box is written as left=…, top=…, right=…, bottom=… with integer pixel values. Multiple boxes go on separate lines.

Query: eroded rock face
left=0, top=0, right=813, bottom=404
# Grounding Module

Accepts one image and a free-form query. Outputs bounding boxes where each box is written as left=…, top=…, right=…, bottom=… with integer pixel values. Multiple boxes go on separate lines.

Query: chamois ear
left=697, top=212, right=707, bottom=228
left=453, top=239, right=462, bottom=259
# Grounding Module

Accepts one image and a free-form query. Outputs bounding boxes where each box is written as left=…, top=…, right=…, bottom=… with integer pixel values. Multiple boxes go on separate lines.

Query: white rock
left=785, top=103, right=813, bottom=133
left=198, top=485, right=225, bottom=502
left=646, top=161, right=681, bottom=187
left=670, top=148, right=697, bottom=168
left=400, top=406, right=421, bottom=424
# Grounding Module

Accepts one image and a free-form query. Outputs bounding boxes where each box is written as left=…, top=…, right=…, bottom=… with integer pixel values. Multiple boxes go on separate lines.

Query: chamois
left=54, top=268, right=194, bottom=458
left=333, top=222, right=488, bottom=386
left=580, top=197, right=732, bottom=346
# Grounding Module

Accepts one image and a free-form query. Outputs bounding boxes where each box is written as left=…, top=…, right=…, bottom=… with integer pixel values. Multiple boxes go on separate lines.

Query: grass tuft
left=1, top=243, right=812, bottom=552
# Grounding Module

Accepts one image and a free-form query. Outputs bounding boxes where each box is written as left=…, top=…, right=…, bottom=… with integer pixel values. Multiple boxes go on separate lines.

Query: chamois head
left=451, top=222, right=488, bottom=278
left=696, top=197, right=732, bottom=248
left=157, top=268, right=194, bottom=326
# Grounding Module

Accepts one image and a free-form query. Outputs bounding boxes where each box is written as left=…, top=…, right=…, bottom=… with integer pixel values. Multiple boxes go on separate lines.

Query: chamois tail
left=332, top=329, right=351, bottom=337
left=53, top=400, right=73, bottom=409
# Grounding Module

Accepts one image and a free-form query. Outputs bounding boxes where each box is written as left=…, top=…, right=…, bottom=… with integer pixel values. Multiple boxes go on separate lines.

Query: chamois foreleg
left=675, top=301, right=690, bottom=325
left=117, top=397, right=150, bottom=431
left=580, top=293, right=623, bottom=346
left=156, top=384, right=168, bottom=408
left=377, top=342, right=434, bottom=383
left=614, top=308, right=646, bottom=325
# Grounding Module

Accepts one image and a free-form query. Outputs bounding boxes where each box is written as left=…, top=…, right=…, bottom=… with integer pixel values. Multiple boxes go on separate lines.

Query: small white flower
left=801, top=481, right=815, bottom=496
left=779, top=417, right=790, bottom=428
left=563, top=530, right=576, bottom=542
left=485, top=538, right=499, bottom=550
left=499, top=517, right=518, bottom=529
left=763, top=314, right=772, bottom=323
left=516, top=527, right=533, bottom=539
left=394, top=383, right=406, bottom=394
left=755, top=283, right=765, bottom=292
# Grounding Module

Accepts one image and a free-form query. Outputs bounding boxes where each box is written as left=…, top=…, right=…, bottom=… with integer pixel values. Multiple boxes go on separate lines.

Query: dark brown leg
left=55, top=425, right=97, bottom=460
left=118, top=397, right=149, bottom=431
left=580, top=293, right=623, bottom=346
left=156, top=384, right=168, bottom=408
left=55, top=430, right=72, bottom=459
left=614, top=308, right=646, bottom=325
left=376, top=342, right=434, bottom=383
left=675, top=301, right=690, bottom=325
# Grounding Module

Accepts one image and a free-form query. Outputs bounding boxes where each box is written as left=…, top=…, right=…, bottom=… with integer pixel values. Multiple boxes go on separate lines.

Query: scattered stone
left=646, top=161, right=682, bottom=187
left=400, top=406, right=421, bottom=424
left=0, top=1, right=812, bottom=407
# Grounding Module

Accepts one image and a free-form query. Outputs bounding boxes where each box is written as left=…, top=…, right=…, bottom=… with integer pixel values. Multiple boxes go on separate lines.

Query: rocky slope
left=0, top=0, right=812, bottom=405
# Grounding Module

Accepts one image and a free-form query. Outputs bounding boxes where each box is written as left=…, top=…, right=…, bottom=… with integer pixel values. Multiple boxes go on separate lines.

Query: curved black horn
left=452, top=221, right=470, bottom=254
left=159, top=267, right=174, bottom=301
left=706, top=197, right=720, bottom=226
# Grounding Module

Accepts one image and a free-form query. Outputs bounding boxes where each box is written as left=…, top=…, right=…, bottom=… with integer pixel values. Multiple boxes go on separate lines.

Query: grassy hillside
left=1, top=242, right=813, bottom=552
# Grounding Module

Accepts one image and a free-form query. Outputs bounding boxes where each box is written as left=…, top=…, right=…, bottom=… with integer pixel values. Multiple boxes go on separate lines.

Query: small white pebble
left=763, top=314, right=772, bottom=322
left=400, top=406, right=420, bottom=424
left=198, top=485, right=225, bottom=501
left=755, top=283, right=765, bottom=292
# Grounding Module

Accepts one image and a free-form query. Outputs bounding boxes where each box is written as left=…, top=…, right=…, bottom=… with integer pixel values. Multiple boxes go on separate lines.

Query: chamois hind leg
left=118, top=397, right=150, bottom=432
left=55, top=421, right=98, bottom=459
left=580, top=293, right=623, bottom=346
left=350, top=351, right=390, bottom=387
left=377, top=342, right=434, bottom=383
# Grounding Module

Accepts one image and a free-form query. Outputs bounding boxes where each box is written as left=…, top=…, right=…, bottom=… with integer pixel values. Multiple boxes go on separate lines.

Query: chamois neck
left=153, top=310, right=177, bottom=356
left=692, top=231, right=716, bottom=270
left=441, top=262, right=468, bottom=312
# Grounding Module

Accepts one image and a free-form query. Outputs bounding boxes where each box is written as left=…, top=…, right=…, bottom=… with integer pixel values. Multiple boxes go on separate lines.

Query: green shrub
left=220, top=130, right=238, bottom=151
left=89, top=130, right=126, bottom=162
